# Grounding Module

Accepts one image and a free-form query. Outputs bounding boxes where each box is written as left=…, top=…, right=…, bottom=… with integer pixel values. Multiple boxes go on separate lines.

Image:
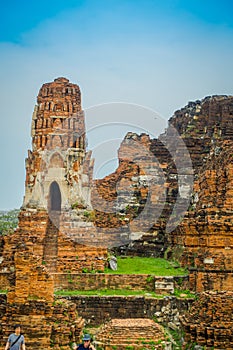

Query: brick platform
left=95, top=318, right=169, bottom=350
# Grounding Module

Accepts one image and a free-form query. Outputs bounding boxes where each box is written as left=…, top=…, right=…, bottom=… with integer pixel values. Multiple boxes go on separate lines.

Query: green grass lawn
left=55, top=289, right=164, bottom=298
left=55, top=288, right=195, bottom=298
left=104, top=257, right=187, bottom=276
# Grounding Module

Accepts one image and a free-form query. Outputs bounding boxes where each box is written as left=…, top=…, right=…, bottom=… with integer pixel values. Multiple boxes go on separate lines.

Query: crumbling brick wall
left=181, top=291, right=233, bottom=349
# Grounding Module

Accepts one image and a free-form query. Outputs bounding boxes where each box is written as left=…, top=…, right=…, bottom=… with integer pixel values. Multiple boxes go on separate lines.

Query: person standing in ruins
left=4, top=324, right=26, bottom=350
left=76, top=334, right=96, bottom=350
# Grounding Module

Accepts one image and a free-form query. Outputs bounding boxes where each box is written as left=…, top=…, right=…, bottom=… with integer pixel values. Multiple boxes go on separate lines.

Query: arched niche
left=52, top=135, right=62, bottom=148
left=49, top=152, right=64, bottom=168
left=53, top=118, right=62, bottom=129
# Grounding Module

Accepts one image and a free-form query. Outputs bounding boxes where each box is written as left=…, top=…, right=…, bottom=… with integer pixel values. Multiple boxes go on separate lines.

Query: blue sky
left=1, top=0, right=233, bottom=209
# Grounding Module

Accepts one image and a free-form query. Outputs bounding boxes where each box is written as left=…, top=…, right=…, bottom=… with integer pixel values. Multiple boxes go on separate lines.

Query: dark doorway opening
left=48, top=181, right=61, bottom=212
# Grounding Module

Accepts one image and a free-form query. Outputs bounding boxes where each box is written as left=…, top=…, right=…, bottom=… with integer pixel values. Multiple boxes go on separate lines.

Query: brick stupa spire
left=24, top=77, right=91, bottom=210
left=1, top=77, right=107, bottom=275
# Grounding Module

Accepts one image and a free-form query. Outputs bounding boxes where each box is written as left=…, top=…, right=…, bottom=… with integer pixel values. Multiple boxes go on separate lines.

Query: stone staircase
left=94, top=318, right=171, bottom=350
left=58, top=209, right=131, bottom=248
left=43, top=212, right=59, bottom=272
left=59, top=209, right=97, bottom=245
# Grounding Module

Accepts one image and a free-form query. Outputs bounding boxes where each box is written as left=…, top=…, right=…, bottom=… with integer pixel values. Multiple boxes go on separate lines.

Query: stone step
left=43, top=218, right=58, bottom=271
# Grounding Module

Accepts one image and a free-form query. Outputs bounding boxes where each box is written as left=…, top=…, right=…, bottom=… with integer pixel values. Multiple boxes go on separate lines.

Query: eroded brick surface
left=181, top=291, right=233, bottom=349
left=67, top=295, right=193, bottom=327
left=170, top=140, right=233, bottom=292
left=0, top=250, right=84, bottom=350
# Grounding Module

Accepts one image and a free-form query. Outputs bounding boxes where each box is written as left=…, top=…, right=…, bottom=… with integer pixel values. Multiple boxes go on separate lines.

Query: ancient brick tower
left=1, top=77, right=107, bottom=274
left=23, top=77, right=92, bottom=211
left=0, top=78, right=104, bottom=350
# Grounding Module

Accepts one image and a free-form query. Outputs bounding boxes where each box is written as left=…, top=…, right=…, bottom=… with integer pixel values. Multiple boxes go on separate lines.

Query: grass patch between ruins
left=55, top=288, right=195, bottom=299
left=105, top=257, right=187, bottom=276
left=54, top=289, right=165, bottom=298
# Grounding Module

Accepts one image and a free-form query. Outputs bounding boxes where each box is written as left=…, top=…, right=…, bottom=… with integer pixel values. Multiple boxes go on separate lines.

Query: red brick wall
left=182, top=291, right=233, bottom=349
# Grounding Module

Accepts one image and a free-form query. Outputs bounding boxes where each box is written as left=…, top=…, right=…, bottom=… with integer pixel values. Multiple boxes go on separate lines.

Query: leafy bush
left=0, top=209, right=19, bottom=235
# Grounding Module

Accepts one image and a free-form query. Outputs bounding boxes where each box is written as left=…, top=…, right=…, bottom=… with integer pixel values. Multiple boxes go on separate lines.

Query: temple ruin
left=0, top=78, right=233, bottom=349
